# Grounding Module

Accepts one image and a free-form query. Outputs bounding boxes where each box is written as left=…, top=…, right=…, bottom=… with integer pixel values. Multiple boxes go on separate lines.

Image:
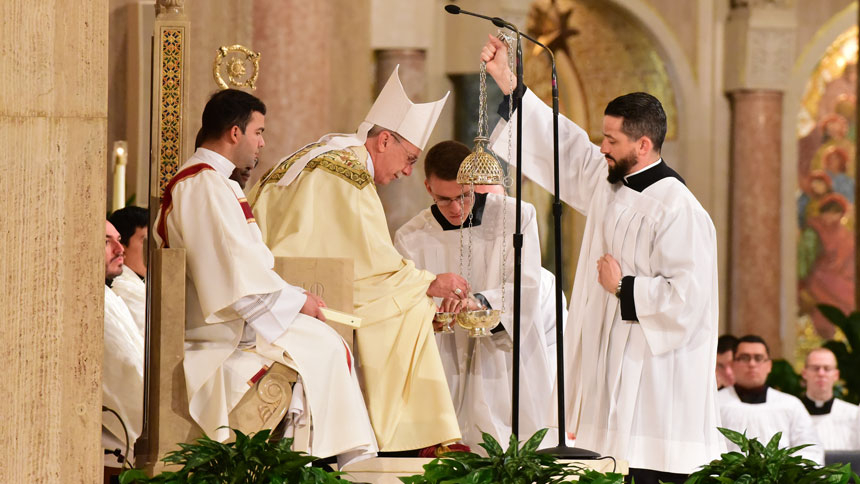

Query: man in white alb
left=108, top=205, right=148, bottom=336
left=481, top=35, right=723, bottom=484
left=718, top=335, right=824, bottom=463
left=800, top=347, right=860, bottom=450
left=153, top=89, right=377, bottom=467
left=103, top=220, right=144, bottom=468
left=394, top=140, right=555, bottom=452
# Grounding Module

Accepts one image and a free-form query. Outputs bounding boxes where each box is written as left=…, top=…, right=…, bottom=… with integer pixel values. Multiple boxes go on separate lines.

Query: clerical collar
left=801, top=394, right=835, bottom=415
left=735, top=384, right=768, bottom=404
left=431, top=192, right=488, bottom=231
left=192, top=147, right=237, bottom=179
left=622, top=159, right=685, bottom=192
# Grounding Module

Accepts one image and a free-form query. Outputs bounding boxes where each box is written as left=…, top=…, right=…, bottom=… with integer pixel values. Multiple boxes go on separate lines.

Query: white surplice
left=490, top=88, right=723, bottom=474
left=807, top=397, right=860, bottom=450
left=153, top=148, right=377, bottom=463
left=394, top=193, right=555, bottom=451
left=538, top=267, right=566, bottom=374
left=103, top=285, right=144, bottom=456
left=111, top=264, right=146, bottom=338
left=719, top=386, right=824, bottom=463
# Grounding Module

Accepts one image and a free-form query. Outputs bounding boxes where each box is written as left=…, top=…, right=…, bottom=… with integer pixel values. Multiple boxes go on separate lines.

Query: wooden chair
left=136, top=249, right=355, bottom=473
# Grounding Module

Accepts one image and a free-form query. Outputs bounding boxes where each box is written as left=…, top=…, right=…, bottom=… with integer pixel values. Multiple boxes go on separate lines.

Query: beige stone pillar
left=724, top=1, right=796, bottom=355
left=0, top=1, right=107, bottom=482
left=375, top=49, right=428, bottom=236
left=249, top=0, right=372, bottom=188
left=727, top=90, right=784, bottom=349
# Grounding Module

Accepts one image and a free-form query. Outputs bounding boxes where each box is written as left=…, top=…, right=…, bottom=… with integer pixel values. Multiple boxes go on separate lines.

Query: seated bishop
left=154, top=89, right=377, bottom=467
left=393, top=140, right=556, bottom=451
left=248, top=66, right=467, bottom=452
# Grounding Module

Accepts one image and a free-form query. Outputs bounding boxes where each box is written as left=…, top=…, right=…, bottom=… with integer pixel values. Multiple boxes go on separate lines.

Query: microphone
left=444, top=4, right=507, bottom=29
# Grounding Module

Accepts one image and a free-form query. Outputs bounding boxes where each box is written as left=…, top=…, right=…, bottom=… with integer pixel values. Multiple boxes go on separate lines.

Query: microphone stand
left=444, top=4, right=599, bottom=459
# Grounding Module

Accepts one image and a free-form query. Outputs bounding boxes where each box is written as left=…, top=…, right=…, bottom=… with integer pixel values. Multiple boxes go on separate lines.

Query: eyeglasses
left=433, top=191, right=474, bottom=208
left=391, top=133, right=420, bottom=165
left=806, top=364, right=836, bottom=373
left=734, top=354, right=769, bottom=364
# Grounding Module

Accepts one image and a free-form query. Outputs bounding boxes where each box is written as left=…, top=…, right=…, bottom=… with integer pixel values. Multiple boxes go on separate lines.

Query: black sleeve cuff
left=496, top=84, right=526, bottom=122
left=619, top=276, right=638, bottom=322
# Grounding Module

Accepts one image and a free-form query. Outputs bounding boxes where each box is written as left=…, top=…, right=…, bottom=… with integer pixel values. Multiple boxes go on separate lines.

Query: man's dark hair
left=717, top=334, right=738, bottom=355
left=734, top=334, right=770, bottom=357
left=604, top=92, right=667, bottom=152
left=424, top=140, right=471, bottom=181
left=196, top=89, right=266, bottom=146
left=108, top=206, right=149, bottom=248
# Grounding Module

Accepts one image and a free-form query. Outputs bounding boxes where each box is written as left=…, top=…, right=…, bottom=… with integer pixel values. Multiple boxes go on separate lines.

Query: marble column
left=375, top=49, right=429, bottom=236
left=728, top=90, right=783, bottom=353
left=0, top=0, right=107, bottom=481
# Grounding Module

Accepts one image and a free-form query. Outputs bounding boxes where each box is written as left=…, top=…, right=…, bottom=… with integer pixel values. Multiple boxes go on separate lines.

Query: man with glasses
left=393, top=140, right=554, bottom=452
left=718, top=335, right=823, bottom=463
left=248, top=67, right=466, bottom=453
left=800, top=347, right=860, bottom=450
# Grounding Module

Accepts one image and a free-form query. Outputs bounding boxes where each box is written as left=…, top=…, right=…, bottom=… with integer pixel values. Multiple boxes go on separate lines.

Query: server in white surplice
left=481, top=36, right=723, bottom=484
left=393, top=141, right=556, bottom=453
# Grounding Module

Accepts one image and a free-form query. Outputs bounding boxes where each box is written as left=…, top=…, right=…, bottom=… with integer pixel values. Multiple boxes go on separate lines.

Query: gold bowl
left=455, top=309, right=502, bottom=337
left=434, top=312, right=456, bottom=333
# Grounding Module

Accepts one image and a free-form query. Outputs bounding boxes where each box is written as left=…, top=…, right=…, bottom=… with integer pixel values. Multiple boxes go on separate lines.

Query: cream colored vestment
left=249, top=142, right=460, bottom=451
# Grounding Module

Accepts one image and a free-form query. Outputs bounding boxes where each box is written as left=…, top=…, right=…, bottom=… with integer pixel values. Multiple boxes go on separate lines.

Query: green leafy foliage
left=118, top=428, right=343, bottom=484
left=766, top=359, right=804, bottom=398
left=819, top=304, right=860, bottom=404
left=685, top=428, right=859, bottom=484
left=398, top=429, right=624, bottom=484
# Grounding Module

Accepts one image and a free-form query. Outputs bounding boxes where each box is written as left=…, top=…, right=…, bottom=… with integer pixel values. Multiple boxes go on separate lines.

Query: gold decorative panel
left=523, top=0, right=678, bottom=142
left=157, top=28, right=184, bottom=195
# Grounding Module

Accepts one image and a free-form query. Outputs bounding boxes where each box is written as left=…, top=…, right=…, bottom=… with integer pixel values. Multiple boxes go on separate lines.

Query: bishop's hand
left=439, top=296, right=482, bottom=313
left=301, top=291, right=327, bottom=322
left=428, top=273, right=471, bottom=300
left=480, top=34, right=516, bottom=95
left=597, top=254, right=622, bottom=295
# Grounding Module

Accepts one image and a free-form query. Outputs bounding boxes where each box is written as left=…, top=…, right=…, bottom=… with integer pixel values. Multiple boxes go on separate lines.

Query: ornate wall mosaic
left=795, top=26, right=856, bottom=349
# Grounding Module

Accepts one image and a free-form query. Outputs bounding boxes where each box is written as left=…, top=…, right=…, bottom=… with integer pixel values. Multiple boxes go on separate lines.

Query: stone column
left=724, top=1, right=796, bottom=355
left=728, top=90, right=784, bottom=347
left=0, top=0, right=107, bottom=481
left=375, top=49, right=429, bottom=236
left=250, top=0, right=372, bottom=188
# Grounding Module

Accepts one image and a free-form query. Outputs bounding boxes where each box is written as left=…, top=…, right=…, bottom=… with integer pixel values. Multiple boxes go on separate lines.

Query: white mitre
left=273, top=65, right=449, bottom=187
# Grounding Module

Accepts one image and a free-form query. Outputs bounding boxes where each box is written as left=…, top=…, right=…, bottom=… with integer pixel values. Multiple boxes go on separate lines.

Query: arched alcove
left=782, top=2, right=857, bottom=365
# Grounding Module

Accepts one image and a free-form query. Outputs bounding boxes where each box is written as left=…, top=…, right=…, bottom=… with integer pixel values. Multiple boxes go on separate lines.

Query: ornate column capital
left=724, top=0, right=797, bottom=92
left=155, top=0, right=185, bottom=18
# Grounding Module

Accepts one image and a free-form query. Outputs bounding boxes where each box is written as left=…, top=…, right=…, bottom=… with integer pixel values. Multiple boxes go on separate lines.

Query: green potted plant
left=398, top=429, right=624, bottom=484
left=685, top=428, right=858, bottom=483
left=119, top=428, right=343, bottom=484
left=819, top=305, right=860, bottom=404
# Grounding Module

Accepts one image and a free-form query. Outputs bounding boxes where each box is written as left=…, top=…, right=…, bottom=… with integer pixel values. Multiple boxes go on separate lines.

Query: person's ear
left=228, top=125, right=242, bottom=145
left=638, top=136, right=653, bottom=156
left=424, top=178, right=432, bottom=196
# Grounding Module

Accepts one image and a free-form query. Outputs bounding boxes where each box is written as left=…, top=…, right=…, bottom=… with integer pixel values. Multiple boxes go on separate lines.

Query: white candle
left=112, top=141, right=128, bottom=211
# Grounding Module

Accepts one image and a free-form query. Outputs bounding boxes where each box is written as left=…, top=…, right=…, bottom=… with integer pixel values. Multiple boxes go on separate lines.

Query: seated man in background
left=393, top=140, right=554, bottom=451
left=718, top=335, right=823, bottom=463
left=108, top=205, right=148, bottom=335
left=716, top=334, right=738, bottom=390
left=103, top=220, right=144, bottom=469
left=155, top=88, right=377, bottom=466
left=800, top=347, right=860, bottom=450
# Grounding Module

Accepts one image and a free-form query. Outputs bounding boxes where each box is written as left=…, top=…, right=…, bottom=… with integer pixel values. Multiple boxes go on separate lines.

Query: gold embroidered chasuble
left=249, top=144, right=461, bottom=451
